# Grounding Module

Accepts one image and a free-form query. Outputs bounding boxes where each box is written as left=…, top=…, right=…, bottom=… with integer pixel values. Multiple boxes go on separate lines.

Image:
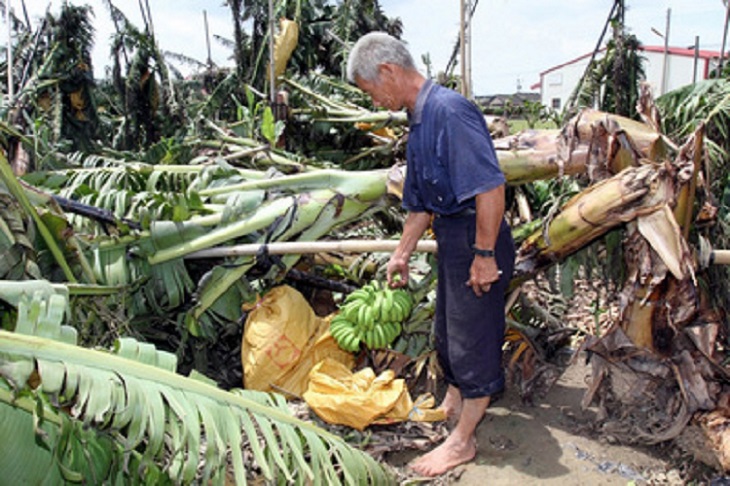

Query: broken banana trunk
left=575, top=122, right=730, bottom=468
left=514, top=163, right=663, bottom=278
left=617, top=125, right=703, bottom=351
left=493, top=108, right=670, bottom=186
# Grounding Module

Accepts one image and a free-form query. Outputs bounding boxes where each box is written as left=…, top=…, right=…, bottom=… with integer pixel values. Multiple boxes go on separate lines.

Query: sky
left=1, top=0, right=727, bottom=95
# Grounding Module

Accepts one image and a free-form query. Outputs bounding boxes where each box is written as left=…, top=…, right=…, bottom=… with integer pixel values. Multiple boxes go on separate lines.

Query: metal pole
left=6, top=0, right=13, bottom=101
left=693, top=36, right=699, bottom=84
left=566, top=0, right=618, bottom=111
left=204, top=10, right=213, bottom=68
left=660, top=8, right=671, bottom=95
left=268, top=0, right=276, bottom=104
left=719, top=1, right=730, bottom=74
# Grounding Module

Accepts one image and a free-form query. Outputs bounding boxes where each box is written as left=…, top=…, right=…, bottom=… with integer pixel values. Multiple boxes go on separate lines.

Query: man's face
left=355, top=65, right=401, bottom=111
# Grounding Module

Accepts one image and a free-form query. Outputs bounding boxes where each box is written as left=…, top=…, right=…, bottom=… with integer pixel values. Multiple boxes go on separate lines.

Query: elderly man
left=346, top=32, right=515, bottom=476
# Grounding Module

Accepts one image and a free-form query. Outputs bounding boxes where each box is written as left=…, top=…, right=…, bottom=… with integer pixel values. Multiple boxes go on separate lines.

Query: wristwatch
left=471, top=245, right=495, bottom=258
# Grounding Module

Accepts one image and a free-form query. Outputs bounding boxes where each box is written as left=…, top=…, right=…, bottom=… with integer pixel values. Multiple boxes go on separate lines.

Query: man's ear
left=378, top=63, right=396, bottom=81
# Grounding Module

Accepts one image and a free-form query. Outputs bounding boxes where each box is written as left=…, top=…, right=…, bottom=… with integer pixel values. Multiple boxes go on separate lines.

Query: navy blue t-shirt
left=403, top=80, right=504, bottom=215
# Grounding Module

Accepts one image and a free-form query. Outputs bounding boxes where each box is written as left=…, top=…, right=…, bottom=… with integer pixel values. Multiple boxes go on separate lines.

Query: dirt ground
left=298, top=282, right=724, bottom=484
left=386, top=351, right=701, bottom=485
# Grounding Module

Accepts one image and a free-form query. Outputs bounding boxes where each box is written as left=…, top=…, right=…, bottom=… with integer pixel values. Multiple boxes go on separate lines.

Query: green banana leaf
left=0, top=285, right=394, bottom=485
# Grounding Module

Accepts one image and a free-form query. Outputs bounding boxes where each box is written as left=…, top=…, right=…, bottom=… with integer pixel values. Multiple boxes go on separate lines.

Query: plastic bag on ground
left=303, top=358, right=446, bottom=430
left=241, top=285, right=353, bottom=396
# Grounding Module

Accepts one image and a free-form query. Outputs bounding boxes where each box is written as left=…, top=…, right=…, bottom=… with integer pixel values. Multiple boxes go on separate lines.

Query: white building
left=533, top=45, right=723, bottom=112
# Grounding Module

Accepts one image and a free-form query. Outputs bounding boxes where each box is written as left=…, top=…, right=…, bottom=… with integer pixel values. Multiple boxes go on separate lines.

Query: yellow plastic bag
left=241, top=285, right=353, bottom=396
left=303, top=358, right=446, bottom=430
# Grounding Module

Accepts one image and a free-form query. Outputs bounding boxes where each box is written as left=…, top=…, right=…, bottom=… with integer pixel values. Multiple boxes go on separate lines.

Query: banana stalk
left=185, top=189, right=387, bottom=332
left=141, top=169, right=394, bottom=331
left=515, top=163, right=662, bottom=277
left=564, top=108, right=673, bottom=161
left=198, top=167, right=388, bottom=199
left=150, top=170, right=390, bottom=264
left=284, top=77, right=408, bottom=125
left=673, top=124, right=705, bottom=239
left=494, top=108, right=670, bottom=185
left=204, top=120, right=313, bottom=172
left=495, top=129, right=589, bottom=185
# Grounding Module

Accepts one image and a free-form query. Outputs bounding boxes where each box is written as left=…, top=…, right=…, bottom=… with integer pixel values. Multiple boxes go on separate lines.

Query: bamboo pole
left=711, top=251, right=730, bottom=265
left=459, top=0, right=468, bottom=97
left=6, top=0, right=13, bottom=101
left=268, top=0, right=276, bottom=103
left=566, top=0, right=618, bottom=111
left=698, top=236, right=730, bottom=267
left=184, top=239, right=437, bottom=259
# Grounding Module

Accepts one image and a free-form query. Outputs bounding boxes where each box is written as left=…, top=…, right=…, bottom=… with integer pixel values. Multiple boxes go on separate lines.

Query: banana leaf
left=0, top=286, right=394, bottom=485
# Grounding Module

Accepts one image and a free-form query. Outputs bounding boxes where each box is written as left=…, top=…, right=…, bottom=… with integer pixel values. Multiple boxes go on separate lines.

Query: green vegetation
left=1, top=0, right=729, bottom=483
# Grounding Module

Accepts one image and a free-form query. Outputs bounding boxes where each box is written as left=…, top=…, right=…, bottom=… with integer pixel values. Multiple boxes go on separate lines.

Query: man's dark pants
left=432, top=214, right=515, bottom=399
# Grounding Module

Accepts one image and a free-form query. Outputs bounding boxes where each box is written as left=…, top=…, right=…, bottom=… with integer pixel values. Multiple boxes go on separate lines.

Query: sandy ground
left=389, top=352, right=686, bottom=485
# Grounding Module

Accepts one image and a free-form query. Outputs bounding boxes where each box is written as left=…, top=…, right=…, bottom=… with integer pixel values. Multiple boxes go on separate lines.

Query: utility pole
left=660, top=8, right=671, bottom=95
left=693, top=36, right=700, bottom=84
left=203, top=10, right=213, bottom=68
left=6, top=0, right=13, bottom=102
left=719, top=0, right=730, bottom=74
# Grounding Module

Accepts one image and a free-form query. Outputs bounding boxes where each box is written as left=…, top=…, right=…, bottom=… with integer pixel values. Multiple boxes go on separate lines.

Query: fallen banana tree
left=10, top=149, right=403, bottom=336
left=508, top=101, right=730, bottom=470
left=492, top=107, right=672, bottom=185
left=0, top=107, right=693, bottom=340
left=196, top=103, right=730, bottom=467
left=5, top=101, right=729, bottom=470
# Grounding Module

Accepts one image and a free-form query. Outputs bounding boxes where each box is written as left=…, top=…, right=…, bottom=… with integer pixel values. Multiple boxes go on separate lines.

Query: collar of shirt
left=408, top=79, right=435, bottom=126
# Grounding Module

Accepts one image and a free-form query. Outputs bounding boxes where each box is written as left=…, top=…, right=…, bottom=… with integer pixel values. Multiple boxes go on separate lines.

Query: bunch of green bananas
left=330, top=280, right=414, bottom=352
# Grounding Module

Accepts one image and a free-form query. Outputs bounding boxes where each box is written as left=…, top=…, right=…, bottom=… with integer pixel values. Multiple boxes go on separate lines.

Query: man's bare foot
left=409, top=435, right=477, bottom=477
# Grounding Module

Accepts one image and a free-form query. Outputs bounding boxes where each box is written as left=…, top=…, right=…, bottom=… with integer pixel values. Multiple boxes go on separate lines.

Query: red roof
left=540, top=51, right=600, bottom=76
left=641, top=45, right=723, bottom=59
left=538, top=45, right=724, bottom=76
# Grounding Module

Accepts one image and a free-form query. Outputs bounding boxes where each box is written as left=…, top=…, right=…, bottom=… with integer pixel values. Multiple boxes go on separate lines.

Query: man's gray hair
left=346, top=32, right=416, bottom=83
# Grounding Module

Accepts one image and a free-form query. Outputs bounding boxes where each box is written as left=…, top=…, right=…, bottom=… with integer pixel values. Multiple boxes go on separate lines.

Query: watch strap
left=471, top=245, right=495, bottom=258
